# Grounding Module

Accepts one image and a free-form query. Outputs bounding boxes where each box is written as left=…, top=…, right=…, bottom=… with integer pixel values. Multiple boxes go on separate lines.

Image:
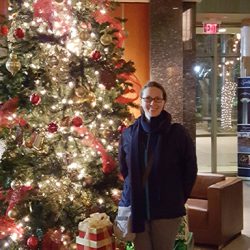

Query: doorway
left=195, top=32, right=240, bottom=173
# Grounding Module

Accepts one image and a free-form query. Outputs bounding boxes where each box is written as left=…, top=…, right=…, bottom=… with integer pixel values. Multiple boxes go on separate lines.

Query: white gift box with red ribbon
left=76, top=213, right=115, bottom=250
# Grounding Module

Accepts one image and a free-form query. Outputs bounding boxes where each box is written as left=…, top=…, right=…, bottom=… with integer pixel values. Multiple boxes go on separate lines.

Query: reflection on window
left=195, top=34, right=240, bottom=135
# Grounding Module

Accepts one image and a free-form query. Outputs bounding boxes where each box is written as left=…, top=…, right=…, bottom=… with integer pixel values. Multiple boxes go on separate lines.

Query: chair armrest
left=209, top=177, right=242, bottom=189
left=207, top=177, right=243, bottom=236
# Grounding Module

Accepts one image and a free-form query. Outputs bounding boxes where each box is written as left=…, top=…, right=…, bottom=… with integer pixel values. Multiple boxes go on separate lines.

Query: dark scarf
left=130, top=110, right=172, bottom=232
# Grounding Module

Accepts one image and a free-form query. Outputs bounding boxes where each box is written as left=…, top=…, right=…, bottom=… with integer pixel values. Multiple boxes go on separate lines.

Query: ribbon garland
left=0, top=216, right=24, bottom=240
left=116, top=73, right=141, bottom=104
left=0, top=186, right=33, bottom=215
left=74, top=126, right=116, bottom=174
left=0, top=97, right=27, bottom=128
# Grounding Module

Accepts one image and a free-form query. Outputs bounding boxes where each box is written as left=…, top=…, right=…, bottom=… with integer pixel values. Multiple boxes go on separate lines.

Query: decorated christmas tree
left=0, top=0, right=141, bottom=249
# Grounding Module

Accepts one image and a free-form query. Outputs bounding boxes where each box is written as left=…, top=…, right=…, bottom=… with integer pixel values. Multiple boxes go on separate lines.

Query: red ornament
left=91, top=50, right=101, bottom=61
left=0, top=25, right=9, bottom=36
left=14, top=28, right=25, bottom=39
left=71, top=116, right=83, bottom=127
left=30, top=93, right=41, bottom=105
left=27, top=235, right=38, bottom=249
left=115, top=59, right=126, bottom=69
left=48, top=122, right=58, bottom=133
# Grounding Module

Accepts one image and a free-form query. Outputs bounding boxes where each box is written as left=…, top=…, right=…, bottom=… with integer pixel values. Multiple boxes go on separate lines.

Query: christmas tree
left=0, top=0, right=141, bottom=249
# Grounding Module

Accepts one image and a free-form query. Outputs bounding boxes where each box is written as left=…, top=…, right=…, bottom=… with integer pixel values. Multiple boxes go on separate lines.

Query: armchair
left=186, top=173, right=243, bottom=248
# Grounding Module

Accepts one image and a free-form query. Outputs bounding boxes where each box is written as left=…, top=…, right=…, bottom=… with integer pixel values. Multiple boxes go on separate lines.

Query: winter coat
left=118, top=110, right=197, bottom=233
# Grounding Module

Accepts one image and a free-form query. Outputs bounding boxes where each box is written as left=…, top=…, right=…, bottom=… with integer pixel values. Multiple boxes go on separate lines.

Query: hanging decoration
left=5, top=53, right=21, bottom=75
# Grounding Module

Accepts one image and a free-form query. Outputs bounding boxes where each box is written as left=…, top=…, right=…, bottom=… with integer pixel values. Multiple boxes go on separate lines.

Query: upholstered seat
left=186, top=173, right=243, bottom=248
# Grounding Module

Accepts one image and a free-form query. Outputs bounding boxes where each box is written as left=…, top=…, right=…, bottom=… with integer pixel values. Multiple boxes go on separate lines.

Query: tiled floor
left=194, top=181, right=250, bottom=250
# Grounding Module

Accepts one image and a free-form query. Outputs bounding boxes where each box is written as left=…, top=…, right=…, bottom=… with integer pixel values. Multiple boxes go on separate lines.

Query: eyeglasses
left=141, top=96, right=164, bottom=103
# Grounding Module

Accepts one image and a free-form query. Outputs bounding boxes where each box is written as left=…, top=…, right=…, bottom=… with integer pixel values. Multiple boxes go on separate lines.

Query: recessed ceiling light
left=219, top=28, right=227, bottom=32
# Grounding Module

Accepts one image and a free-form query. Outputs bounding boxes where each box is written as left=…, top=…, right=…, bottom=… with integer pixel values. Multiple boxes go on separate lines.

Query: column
left=183, top=2, right=197, bottom=140
left=150, top=0, right=183, bottom=124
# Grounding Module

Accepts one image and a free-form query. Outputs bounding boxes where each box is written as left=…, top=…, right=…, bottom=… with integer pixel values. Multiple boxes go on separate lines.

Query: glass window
left=195, top=32, right=240, bottom=173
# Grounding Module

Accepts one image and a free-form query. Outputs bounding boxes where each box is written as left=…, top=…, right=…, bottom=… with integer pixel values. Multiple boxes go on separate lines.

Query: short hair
left=140, top=81, right=167, bottom=101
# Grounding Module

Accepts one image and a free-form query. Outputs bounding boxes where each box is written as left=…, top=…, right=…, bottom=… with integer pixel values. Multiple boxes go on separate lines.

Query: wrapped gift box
left=76, top=213, right=115, bottom=250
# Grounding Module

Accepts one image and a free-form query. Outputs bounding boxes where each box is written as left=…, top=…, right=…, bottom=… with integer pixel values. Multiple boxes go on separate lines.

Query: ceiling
left=119, top=0, right=247, bottom=31
left=196, top=13, right=250, bottom=27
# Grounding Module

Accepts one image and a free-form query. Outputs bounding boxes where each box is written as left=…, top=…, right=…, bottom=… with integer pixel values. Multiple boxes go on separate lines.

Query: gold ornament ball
left=100, top=34, right=113, bottom=46
left=54, top=0, right=64, bottom=3
left=75, top=86, right=86, bottom=97
left=7, top=208, right=18, bottom=219
left=80, top=31, right=90, bottom=41
left=6, top=53, right=21, bottom=75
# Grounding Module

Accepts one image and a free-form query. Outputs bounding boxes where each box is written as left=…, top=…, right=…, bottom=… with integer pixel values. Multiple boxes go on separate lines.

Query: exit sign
left=203, top=23, right=219, bottom=34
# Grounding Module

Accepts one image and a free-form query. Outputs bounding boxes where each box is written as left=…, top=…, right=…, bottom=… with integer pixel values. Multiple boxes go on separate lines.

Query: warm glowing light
left=100, top=9, right=106, bottom=14
left=24, top=216, right=30, bottom=222
left=68, top=162, right=78, bottom=170
left=10, top=233, right=19, bottom=241
left=98, top=198, right=104, bottom=204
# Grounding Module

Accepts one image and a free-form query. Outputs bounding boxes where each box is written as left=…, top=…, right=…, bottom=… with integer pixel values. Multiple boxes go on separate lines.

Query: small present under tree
left=0, top=0, right=141, bottom=249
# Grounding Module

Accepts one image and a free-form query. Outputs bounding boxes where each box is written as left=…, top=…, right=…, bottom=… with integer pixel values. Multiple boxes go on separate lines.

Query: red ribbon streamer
left=0, top=186, right=32, bottom=215
left=0, top=97, right=27, bottom=128
left=74, top=126, right=116, bottom=174
left=0, top=216, right=24, bottom=240
left=115, top=73, right=141, bottom=104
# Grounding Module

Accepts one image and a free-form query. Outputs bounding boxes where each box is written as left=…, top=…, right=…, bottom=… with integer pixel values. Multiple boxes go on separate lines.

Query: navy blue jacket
left=118, top=111, right=197, bottom=233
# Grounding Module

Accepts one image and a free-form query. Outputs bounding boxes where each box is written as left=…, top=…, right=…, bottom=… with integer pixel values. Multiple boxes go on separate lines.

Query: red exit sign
left=203, top=23, right=219, bottom=34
